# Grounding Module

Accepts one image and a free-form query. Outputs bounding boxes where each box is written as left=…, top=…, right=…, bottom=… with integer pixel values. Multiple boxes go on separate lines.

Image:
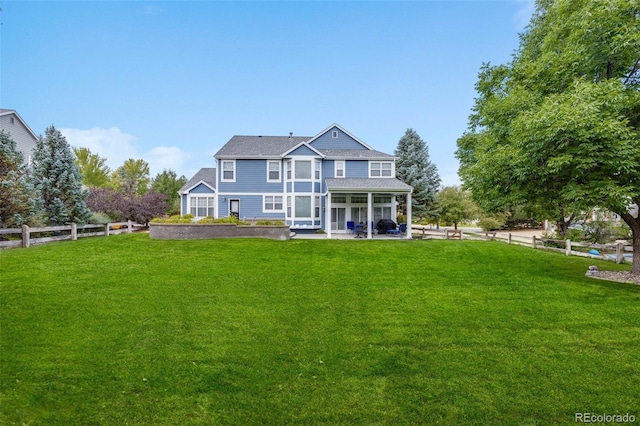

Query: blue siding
left=189, top=183, right=215, bottom=194
left=220, top=194, right=285, bottom=220
left=286, top=182, right=293, bottom=192
left=345, top=160, right=368, bottom=178
left=294, top=182, right=313, bottom=193
left=310, top=127, right=367, bottom=150
left=314, top=182, right=321, bottom=192
left=288, top=144, right=318, bottom=156
left=218, top=159, right=282, bottom=193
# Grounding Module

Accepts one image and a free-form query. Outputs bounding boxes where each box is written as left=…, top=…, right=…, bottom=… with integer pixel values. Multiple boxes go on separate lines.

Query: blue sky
left=0, top=0, right=534, bottom=185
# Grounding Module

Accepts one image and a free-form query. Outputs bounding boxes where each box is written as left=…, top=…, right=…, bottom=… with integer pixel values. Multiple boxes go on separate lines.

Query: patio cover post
left=367, top=192, right=373, bottom=239
left=406, top=191, right=412, bottom=239
left=326, top=191, right=332, bottom=239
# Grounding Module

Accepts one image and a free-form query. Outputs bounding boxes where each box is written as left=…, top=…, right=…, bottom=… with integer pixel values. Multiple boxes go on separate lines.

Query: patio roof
left=325, top=178, right=413, bottom=193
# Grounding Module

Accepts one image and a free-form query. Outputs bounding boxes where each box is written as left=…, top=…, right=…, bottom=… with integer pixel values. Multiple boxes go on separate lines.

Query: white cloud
left=61, top=127, right=191, bottom=178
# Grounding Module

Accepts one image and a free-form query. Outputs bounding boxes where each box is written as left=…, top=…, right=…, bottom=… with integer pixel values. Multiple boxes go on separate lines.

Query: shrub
left=255, top=220, right=285, bottom=226
left=478, top=214, right=505, bottom=231
left=151, top=214, right=193, bottom=224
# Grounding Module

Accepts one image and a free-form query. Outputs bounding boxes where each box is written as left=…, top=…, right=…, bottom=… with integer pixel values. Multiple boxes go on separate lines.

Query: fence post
left=22, top=224, right=30, bottom=248
left=127, top=220, right=132, bottom=233
left=616, top=242, right=624, bottom=264
left=565, top=239, right=571, bottom=256
left=532, top=236, right=537, bottom=249
left=445, top=229, right=449, bottom=239
left=460, top=230, right=464, bottom=240
left=71, top=223, right=77, bottom=241
left=105, top=223, right=110, bottom=237
left=508, top=233, right=512, bottom=245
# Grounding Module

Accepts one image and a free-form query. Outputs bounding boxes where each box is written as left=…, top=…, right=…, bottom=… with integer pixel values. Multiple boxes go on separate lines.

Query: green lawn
left=1, top=234, right=638, bottom=425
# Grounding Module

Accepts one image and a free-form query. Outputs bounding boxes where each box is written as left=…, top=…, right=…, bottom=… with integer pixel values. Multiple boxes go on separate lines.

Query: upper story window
left=335, top=160, right=345, bottom=178
left=221, top=160, right=236, bottom=182
left=370, top=161, right=393, bottom=178
left=267, top=160, right=280, bottom=182
left=295, top=160, right=311, bottom=179
left=286, top=160, right=292, bottom=180
left=315, top=160, right=321, bottom=180
left=331, top=130, right=338, bottom=138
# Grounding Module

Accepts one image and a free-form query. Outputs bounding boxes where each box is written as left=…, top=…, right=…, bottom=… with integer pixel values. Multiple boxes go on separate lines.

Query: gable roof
left=317, top=149, right=393, bottom=159
left=0, top=109, right=39, bottom=140
left=215, top=135, right=311, bottom=158
left=179, top=167, right=216, bottom=194
left=306, top=123, right=373, bottom=150
left=281, top=141, right=325, bottom=158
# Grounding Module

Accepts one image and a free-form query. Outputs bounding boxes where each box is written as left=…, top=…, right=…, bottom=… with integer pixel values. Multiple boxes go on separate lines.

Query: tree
left=73, top=147, right=111, bottom=188
left=0, top=131, right=39, bottom=227
left=87, top=187, right=167, bottom=226
left=151, top=169, right=187, bottom=215
left=112, top=159, right=150, bottom=196
left=395, top=129, right=441, bottom=220
left=437, top=186, right=478, bottom=230
left=32, top=126, right=91, bottom=225
left=456, top=0, right=640, bottom=273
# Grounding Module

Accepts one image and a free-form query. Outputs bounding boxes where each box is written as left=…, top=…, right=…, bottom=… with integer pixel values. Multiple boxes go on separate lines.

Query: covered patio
left=324, top=178, right=413, bottom=239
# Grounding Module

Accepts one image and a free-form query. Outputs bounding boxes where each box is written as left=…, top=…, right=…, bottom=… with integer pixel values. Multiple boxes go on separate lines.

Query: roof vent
left=289, top=132, right=293, bottom=139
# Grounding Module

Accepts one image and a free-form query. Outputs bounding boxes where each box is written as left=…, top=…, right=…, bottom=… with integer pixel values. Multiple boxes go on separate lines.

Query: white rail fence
left=0, top=221, right=145, bottom=249
left=409, top=226, right=633, bottom=264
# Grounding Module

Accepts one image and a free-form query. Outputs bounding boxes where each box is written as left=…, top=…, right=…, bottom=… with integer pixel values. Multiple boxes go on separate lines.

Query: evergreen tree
left=395, top=129, right=441, bottom=220
left=0, top=131, right=39, bottom=227
left=32, top=125, right=92, bottom=225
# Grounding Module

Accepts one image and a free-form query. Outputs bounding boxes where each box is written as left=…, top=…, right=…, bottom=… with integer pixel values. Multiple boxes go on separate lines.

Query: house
left=178, top=167, right=216, bottom=219
left=181, top=124, right=413, bottom=239
left=0, top=109, right=39, bottom=165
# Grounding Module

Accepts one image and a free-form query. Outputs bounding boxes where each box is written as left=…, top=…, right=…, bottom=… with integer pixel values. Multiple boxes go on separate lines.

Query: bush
left=88, top=212, right=111, bottom=225
left=151, top=214, right=193, bottom=224
left=478, top=214, right=505, bottom=231
left=255, top=220, right=285, bottom=225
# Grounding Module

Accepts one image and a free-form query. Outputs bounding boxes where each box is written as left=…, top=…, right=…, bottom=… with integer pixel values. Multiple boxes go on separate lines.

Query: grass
left=1, top=234, right=638, bottom=425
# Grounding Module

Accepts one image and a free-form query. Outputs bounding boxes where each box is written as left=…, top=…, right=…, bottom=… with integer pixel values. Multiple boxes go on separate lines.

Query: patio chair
left=386, top=223, right=407, bottom=236
left=355, top=223, right=365, bottom=238
left=347, top=221, right=355, bottom=234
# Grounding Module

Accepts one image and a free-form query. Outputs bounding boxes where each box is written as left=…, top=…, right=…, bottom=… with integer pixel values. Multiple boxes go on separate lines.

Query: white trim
left=263, top=194, right=285, bottom=213
left=266, top=160, right=281, bottom=182
left=221, top=160, right=236, bottom=182
left=334, top=160, right=345, bottom=178
left=368, top=161, right=394, bottom=178
left=305, top=123, right=374, bottom=150
left=178, top=180, right=216, bottom=195
left=281, top=141, right=325, bottom=158
left=0, top=110, right=38, bottom=140
left=188, top=195, right=215, bottom=219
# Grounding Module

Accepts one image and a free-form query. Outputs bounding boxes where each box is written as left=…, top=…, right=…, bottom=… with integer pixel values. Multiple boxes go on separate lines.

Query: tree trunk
left=619, top=209, right=640, bottom=275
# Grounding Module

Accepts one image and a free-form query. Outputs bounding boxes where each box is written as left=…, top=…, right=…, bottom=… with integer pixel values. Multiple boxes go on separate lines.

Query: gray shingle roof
left=215, top=136, right=311, bottom=158
left=325, top=178, right=413, bottom=193
left=317, top=149, right=394, bottom=159
left=179, top=167, right=216, bottom=193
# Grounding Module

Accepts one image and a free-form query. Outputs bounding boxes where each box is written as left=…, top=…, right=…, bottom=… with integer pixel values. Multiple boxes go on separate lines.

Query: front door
left=229, top=199, right=240, bottom=218
left=331, top=207, right=346, bottom=231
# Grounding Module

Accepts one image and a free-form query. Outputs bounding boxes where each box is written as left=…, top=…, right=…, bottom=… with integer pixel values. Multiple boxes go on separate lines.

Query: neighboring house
left=204, top=123, right=413, bottom=239
left=178, top=168, right=217, bottom=220
left=0, top=109, right=39, bottom=165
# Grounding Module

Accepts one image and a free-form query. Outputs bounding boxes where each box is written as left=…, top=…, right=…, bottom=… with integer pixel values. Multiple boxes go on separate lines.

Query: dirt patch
left=587, top=270, right=640, bottom=285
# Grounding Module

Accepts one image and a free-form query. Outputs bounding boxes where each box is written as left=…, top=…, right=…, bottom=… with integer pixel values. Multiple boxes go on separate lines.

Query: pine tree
left=0, top=131, right=39, bottom=227
left=32, top=125, right=92, bottom=225
left=395, top=129, right=441, bottom=220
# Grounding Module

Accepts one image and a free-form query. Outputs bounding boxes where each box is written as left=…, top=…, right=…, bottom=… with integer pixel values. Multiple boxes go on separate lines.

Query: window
left=374, top=196, right=392, bottom=203
left=332, top=130, right=338, bottom=138
left=295, top=196, right=311, bottom=217
left=351, top=196, right=367, bottom=204
left=287, top=196, right=292, bottom=217
left=295, top=160, right=311, bottom=179
left=264, top=195, right=283, bottom=211
left=286, top=160, right=292, bottom=180
left=331, top=195, right=346, bottom=203
left=315, top=196, right=320, bottom=218
left=267, top=161, right=280, bottom=181
left=10, top=117, right=15, bottom=124
left=222, top=160, right=235, bottom=181
left=374, top=207, right=392, bottom=221
left=351, top=207, right=368, bottom=223
left=370, top=162, right=392, bottom=177
left=190, top=196, right=214, bottom=217
left=315, top=160, right=321, bottom=180
left=335, top=160, right=345, bottom=178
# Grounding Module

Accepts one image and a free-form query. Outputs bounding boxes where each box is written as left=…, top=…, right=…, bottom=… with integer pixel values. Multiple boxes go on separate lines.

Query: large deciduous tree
left=112, top=159, right=150, bottom=196
left=151, top=169, right=187, bottom=215
left=73, top=147, right=111, bottom=188
left=437, top=186, right=478, bottom=230
left=0, top=131, right=39, bottom=227
left=395, top=129, right=440, bottom=220
left=456, top=0, right=640, bottom=273
left=32, top=126, right=91, bottom=225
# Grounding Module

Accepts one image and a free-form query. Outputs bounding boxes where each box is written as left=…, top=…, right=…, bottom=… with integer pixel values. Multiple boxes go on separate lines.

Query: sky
left=0, top=0, right=534, bottom=185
